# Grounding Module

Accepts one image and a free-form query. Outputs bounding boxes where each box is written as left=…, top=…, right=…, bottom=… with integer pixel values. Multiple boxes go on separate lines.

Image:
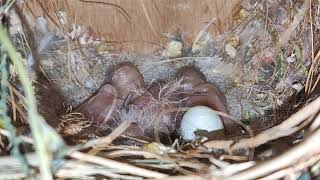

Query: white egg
left=180, top=106, right=224, bottom=141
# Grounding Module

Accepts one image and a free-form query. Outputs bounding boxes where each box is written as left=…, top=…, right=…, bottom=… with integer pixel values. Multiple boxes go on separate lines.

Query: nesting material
left=4, top=0, right=320, bottom=179
left=161, top=40, right=183, bottom=58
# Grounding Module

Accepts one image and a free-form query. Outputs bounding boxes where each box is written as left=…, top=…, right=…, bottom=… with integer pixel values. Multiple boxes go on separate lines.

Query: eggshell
left=186, top=83, right=239, bottom=134
left=180, top=106, right=224, bottom=141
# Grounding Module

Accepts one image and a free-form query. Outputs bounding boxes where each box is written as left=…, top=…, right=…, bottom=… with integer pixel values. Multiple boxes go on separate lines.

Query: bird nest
left=0, top=0, right=320, bottom=179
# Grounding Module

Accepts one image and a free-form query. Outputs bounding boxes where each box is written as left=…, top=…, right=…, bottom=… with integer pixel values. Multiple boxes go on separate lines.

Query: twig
left=204, top=96, right=320, bottom=151
left=221, top=117, right=320, bottom=180
left=106, top=150, right=163, bottom=159
left=56, top=160, right=142, bottom=180
left=8, top=83, right=26, bottom=104
left=0, top=0, right=15, bottom=16
left=211, top=160, right=256, bottom=177
left=8, top=85, right=17, bottom=122
left=0, top=127, right=166, bottom=179
left=0, top=128, right=34, bottom=144
left=0, top=153, right=38, bottom=179
left=100, top=85, right=118, bottom=128
left=220, top=155, right=248, bottom=162
left=155, top=56, right=213, bottom=66
left=258, top=154, right=320, bottom=180
left=69, top=151, right=168, bottom=179
left=120, top=134, right=149, bottom=144
left=309, top=112, right=320, bottom=131
left=306, top=0, right=316, bottom=94
left=309, top=0, right=315, bottom=83
left=78, top=0, right=131, bottom=23
left=156, top=175, right=203, bottom=180
left=87, top=121, right=131, bottom=155
left=310, top=49, right=320, bottom=93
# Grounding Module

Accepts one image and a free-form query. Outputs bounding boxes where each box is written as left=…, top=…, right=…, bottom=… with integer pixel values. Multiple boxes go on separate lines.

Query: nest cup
left=4, top=0, right=320, bottom=179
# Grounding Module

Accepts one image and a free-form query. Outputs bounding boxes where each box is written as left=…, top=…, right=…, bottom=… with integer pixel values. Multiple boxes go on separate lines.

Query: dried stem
left=87, top=121, right=131, bottom=155
left=0, top=23, right=54, bottom=179
left=204, top=96, right=320, bottom=151
left=221, top=114, right=320, bottom=180
left=69, top=151, right=168, bottom=179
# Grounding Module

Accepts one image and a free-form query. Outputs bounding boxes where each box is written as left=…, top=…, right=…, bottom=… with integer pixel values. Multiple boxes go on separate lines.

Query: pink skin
left=111, top=64, right=144, bottom=100
left=77, top=64, right=144, bottom=129
left=130, top=83, right=177, bottom=136
left=177, top=67, right=239, bottom=134
left=131, top=83, right=161, bottom=109
left=76, top=84, right=120, bottom=125
left=177, top=66, right=206, bottom=93
left=75, top=65, right=237, bottom=143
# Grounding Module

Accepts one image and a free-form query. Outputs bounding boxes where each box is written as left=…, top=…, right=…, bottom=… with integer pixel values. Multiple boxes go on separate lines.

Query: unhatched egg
left=180, top=106, right=224, bottom=141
